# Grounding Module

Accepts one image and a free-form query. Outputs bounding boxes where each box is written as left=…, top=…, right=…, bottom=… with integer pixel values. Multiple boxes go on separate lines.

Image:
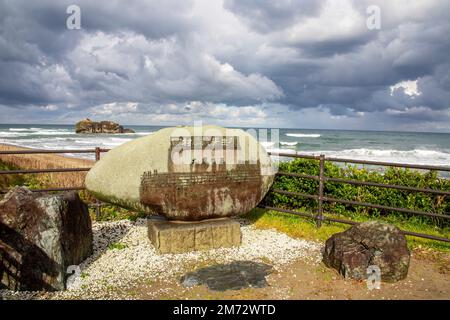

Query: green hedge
left=264, top=158, right=450, bottom=228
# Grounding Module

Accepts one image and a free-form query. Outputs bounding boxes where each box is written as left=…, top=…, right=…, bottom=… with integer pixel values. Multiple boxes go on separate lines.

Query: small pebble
left=0, top=218, right=322, bottom=300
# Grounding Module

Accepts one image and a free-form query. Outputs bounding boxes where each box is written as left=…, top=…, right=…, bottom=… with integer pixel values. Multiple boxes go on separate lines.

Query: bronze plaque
left=139, top=135, right=262, bottom=220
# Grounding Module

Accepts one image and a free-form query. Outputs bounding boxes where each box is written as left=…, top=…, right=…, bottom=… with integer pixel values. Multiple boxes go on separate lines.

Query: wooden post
left=95, top=147, right=101, bottom=162
left=94, top=147, right=101, bottom=220
left=316, top=154, right=325, bottom=227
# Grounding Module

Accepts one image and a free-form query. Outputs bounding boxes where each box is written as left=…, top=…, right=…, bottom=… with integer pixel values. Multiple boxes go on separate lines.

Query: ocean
left=0, top=124, right=449, bottom=168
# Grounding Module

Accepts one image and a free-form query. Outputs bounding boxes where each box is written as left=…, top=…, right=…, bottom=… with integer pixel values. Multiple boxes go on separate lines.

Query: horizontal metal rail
left=257, top=205, right=316, bottom=220
left=267, top=151, right=449, bottom=243
left=269, top=152, right=321, bottom=160
left=0, top=148, right=110, bottom=155
left=0, top=186, right=86, bottom=194
left=325, top=176, right=450, bottom=196
left=276, top=172, right=450, bottom=195
left=0, top=167, right=91, bottom=175
left=271, top=188, right=448, bottom=220
left=258, top=204, right=450, bottom=243
left=0, top=147, right=106, bottom=216
left=1, top=147, right=448, bottom=243
left=269, top=152, right=450, bottom=172
left=326, top=156, right=450, bottom=172
left=401, top=230, right=450, bottom=243
left=323, top=196, right=449, bottom=220
left=321, top=216, right=357, bottom=225
left=271, top=189, right=319, bottom=200
left=276, top=171, right=319, bottom=180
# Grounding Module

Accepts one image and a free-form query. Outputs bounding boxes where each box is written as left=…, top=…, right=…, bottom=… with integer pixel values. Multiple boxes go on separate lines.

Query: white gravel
left=1, top=218, right=323, bottom=300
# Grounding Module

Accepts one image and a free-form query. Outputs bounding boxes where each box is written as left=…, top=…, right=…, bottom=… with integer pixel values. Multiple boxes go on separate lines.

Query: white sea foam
left=260, top=141, right=298, bottom=152
left=286, top=133, right=321, bottom=138
left=293, top=148, right=450, bottom=166
left=0, top=132, right=27, bottom=137
left=260, top=141, right=275, bottom=149
left=2, top=128, right=72, bottom=136
left=267, top=148, right=297, bottom=155
left=1, top=127, right=449, bottom=166
left=280, top=141, right=298, bottom=146
left=9, top=128, right=40, bottom=132
left=134, top=131, right=154, bottom=135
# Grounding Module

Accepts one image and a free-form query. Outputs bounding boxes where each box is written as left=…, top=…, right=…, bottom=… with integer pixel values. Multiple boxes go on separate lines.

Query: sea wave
left=9, top=128, right=41, bottom=132
left=1, top=127, right=449, bottom=167
left=2, top=128, right=154, bottom=137
left=280, top=141, right=298, bottom=146
left=261, top=141, right=298, bottom=148
left=286, top=133, right=321, bottom=138
left=267, top=148, right=297, bottom=155
left=294, top=148, right=450, bottom=166
left=1, top=129, right=73, bottom=136
left=134, top=131, right=154, bottom=136
left=260, top=141, right=275, bottom=149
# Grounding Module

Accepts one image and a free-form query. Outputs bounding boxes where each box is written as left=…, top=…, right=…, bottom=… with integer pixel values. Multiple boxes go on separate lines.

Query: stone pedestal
left=148, top=218, right=241, bottom=254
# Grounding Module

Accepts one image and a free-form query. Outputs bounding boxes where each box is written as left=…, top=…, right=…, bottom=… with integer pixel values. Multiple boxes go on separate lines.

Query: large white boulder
left=85, top=125, right=275, bottom=220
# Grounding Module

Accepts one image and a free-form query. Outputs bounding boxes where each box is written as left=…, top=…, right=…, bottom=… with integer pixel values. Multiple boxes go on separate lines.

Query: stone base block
left=148, top=218, right=241, bottom=254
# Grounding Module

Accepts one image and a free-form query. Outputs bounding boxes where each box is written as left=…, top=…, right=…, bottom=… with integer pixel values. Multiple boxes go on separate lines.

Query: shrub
left=264, top=158, right=450, bottom=228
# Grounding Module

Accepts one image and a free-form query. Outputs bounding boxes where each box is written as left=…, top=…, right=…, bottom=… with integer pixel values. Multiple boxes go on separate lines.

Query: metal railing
left=259, top=152, right=450, bottom=243
left=1, top=147, right=449, bottom=243
left=0, top=148, right=109, bottom=184
left=0, top=147, right=110, bottom=218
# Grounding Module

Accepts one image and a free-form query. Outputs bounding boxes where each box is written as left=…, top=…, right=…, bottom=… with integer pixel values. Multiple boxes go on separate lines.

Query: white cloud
left=92, top=102, right=139, bottom=116
left=0, top=0, right=449, bottom=132
left=65, top=31, right=283, bottom=105
left=390, top=79, right=421, bottom=96
left=284, top=0, right=367, bottom=45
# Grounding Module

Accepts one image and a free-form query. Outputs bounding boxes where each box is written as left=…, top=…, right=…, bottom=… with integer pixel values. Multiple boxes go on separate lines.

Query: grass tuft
left=242, top=208, right=450, bottom=252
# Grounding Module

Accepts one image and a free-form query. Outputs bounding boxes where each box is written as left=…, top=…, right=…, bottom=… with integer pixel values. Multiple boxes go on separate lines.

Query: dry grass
left=0, top=144, right=94, bottom=189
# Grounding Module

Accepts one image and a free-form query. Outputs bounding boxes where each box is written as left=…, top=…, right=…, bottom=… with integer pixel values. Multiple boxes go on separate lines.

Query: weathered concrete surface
left=86, top=125, right=275, bottom=220
left=0, top=187, right=93, bottom=291
left=323, top=221, right=410, bottom=282
left=180, top=261, right=272, bottom=291
left=148, top=218, right=241, bottom=254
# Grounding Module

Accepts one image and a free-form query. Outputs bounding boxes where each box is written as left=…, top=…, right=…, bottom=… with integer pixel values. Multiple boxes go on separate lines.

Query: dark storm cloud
left=223, top=0, right=322, bottom=33
left=221, top=0, right=450, bottom=121
left=0, top=0, right=449, bottom=131
left=271, top=16, right=450, bottom=116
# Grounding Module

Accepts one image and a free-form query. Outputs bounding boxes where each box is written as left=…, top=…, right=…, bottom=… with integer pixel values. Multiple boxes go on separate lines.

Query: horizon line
left=0, top=122, right=449, bottom=134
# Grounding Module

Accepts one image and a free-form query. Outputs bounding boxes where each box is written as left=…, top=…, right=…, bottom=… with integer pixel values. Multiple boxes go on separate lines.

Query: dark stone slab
left=0, top=187, right=93, bottom=291
left=180, top=261, right=272, bottom=291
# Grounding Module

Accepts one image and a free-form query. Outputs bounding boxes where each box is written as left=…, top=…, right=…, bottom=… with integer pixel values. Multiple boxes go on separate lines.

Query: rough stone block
left=323, top=221, right=410, bottom=282
left=148, top=218, right=241, bottom=254
left=0, top=187, right=93, bottom=291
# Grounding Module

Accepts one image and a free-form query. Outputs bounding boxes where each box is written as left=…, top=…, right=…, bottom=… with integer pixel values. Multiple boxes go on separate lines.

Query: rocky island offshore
left=75, top=118, right=135, bottom=134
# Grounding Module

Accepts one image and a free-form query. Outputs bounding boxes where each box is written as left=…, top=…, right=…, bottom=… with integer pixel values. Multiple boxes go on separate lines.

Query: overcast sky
left=0, top=0, right=449, bottom=131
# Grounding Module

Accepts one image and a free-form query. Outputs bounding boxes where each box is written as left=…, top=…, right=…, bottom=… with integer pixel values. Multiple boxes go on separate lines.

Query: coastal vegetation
left=0, top=158, right=141, bottom=221
left=253, top=158, right=449, bottom=251
left=1, top=148, right=449, bottom=251
left=264, top=158, right=449, bottom=227
left=0, top=144, right=90, bottom=189
left=0, top=161, right=29, bottom=189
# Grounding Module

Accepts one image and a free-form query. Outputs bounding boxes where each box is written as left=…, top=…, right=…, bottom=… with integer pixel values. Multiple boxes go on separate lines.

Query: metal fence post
left=316, top=154, right=325, bottom=227
left=94, top=147, right=101, bottom=220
